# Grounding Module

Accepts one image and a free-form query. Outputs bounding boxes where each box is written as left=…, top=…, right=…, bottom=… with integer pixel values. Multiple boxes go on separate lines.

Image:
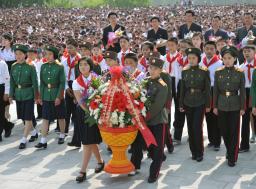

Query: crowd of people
left=0, top=4, right=256, bottom=184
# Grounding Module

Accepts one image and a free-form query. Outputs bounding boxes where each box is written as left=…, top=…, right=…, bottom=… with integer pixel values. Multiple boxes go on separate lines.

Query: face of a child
left=15, top=50, right=26, bottom=63
left=67, top=44, right=77, bottom=56
left=45, top=50, right=55, bottom=61
left=192, top=36, right=202, bottom=49
left=167, top=41, right=178, bottom=53
left=80, top=48, right=91, bottom=57
left=217, top=41, right=226, bottom=53
left=92, top=47, right=101, bottom=56
left=79, top=60, right=91, bottom=76
left=223, top=53, right=236, bottom=67
left=243, top=48, right=255, bottom=61
left=188, top=54, right=199, bottom=66
left=149, top=65, right=162, bottom=79
left=142, top=45, right=151, bottom=58
left=204, top=44, right=216, bottom=59
left=106, top=58, right=118, bottom=67
left=124, top=58, right=137, bottom=73
left=119, top=39, right=129, bottom=51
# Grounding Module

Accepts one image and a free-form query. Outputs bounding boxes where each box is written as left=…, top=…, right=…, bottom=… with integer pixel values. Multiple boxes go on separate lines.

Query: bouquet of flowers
left=86, top=67, right=148, bottom=128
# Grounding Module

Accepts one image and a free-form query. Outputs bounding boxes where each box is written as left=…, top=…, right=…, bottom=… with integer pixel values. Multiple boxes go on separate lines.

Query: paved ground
left=0, top=104, right=256, bottom=189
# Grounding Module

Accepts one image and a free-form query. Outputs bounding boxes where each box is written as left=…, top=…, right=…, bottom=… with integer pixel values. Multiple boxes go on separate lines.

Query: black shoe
left=0, top=135, right=2, bottom=142
left=228, top=161, right=235, bottom=167
left=58, top=138, right=65, bottom=144
left=76, top=172, right=86, bottom=183
left=35, top=142, right=47, bottom=149
left=67, top=142, right=81, bottom=148
left=226, top=153, right=228, bottom=159
left=214, top=146, right=220, bottom=151
left=4, top=122, right=14, bottom=138
left=167, top=145, right=174, bottom=154
left=207, top=143, right=214, bottom=148
left=162, top=154, right=166, bottom=162
left=36, top=116, right=42, bottom=120
left=107, top=146, right=112, bottom=153
left=54, top=128, right=60, bottom=133
left=95, top=161, right=105, bottom=173
left=196, top=156, right=203, bottom=162
left=128, top=170, right=139, bottom=176
left=19, top=143, right=26, bottom=149
left=29, top=134, right=38, bottom=142
left=128, top=148, right=132, bottom=153
left=148, top=176, right=157, bottom=183
left=192, top=155, right=196, bottom=160
left=239, top=148, right=249, bottom=153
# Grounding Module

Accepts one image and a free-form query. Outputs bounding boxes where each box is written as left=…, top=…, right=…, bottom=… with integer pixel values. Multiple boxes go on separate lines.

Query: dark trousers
left=206, top=110, right=221, bottom=147
left=37, top=104, right=42, bottom=118
left=240, top=88, right=251, bottom=150
left=64, top=81, right=76, bottom=133
left=173, top=81, right=186, bottom=141
left=165, top=114, right=173, bottom=149
left=130, top=132, right=145, bottom=170
left=185, top=105, right=205, bottom=157
left=218, top=110, right=240, bottom=163
left=148, top=124, right=166, bottom=178
left=0, top=85, right=7, bottom=135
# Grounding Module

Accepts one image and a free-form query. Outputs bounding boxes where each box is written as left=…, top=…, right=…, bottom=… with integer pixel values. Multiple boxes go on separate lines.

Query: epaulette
left=235, top=67, right=243, bottom=72
left=158, top=78, right=167, bottom=86
left=199, top=66, right=208, bottom=71
left=11, top=62, right=18, bottom=67
left=55, top=60, right=63, bottom=66
left=182, top=65, right=190, bottom=71
left=216, top=66, right=225, bottom=72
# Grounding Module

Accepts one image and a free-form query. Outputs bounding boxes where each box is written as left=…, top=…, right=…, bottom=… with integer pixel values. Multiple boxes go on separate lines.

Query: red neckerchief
left=140, top=56, right=148, bottom=71
left=203, top=55, right=219, bottom=68
left=177, top=56, right=188, bottom=67
left=246, top=56, right=256, bottom=82
left=132, top=69, right=141, bottom=79
left=67, top=54, right=80, bottom=80
left=92, top=55, right=104, bottom=65
left=77, top=74, right=89, bottom=90
left=166, top=52, right=181, bottom=73
left=42, top=58, right=48, bottom=63
left=121, top=49, right=130, bottom=66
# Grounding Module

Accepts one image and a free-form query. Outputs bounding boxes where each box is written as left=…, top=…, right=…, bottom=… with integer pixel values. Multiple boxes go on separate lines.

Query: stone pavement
left=0, top=104, right=256, bottom=189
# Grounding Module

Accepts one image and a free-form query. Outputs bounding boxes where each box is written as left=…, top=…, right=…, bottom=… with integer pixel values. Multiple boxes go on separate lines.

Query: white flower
left=110, top=111, right=119, bottom=125
left=140, top=96, right=147, bottom=103
left=134, top=100, right=139, bottom=105
left=119, top=112, right=125, bottom=124
left=142, top=107, right=147, bottom=117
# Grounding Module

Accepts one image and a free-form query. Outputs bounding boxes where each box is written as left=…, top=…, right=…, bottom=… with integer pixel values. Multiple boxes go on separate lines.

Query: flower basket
left=99, top=126, right=138, bottom=174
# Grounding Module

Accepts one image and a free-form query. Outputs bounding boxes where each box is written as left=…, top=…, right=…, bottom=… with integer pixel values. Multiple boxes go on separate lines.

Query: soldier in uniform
left=180, top=48, right=211, bottom=162
left=213, top=46, right=246, bottom=167
left=102, top=51, right=119, bottom=82
left=9, top=44, right=39, bottom=149
left=35, top=45, right=66, bottom=149
left=130, top=57, right=168, bottom=183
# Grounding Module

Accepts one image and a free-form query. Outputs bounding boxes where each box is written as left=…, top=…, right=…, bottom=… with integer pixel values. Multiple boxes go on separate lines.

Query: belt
left=47, top=83, right=58, bottom=89
left=0, top=83, right=4, bottom=86
left=189, top=88, right=202, bottom=93
left=220, top=91, right=238, bottom=97
left=16, top=84, right=32, bottom=89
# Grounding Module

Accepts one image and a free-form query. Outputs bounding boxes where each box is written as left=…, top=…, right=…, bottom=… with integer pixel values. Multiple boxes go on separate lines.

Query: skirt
left=42, top=100, right=66, bottom=121
left=16, top=99, right=34, bottom=121
left=76, top=106, right=102, bottom=145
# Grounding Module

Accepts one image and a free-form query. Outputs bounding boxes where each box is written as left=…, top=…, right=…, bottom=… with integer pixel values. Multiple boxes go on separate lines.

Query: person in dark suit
left=147, top=16, right=168, bottom=55
left=204, top=16, right=229, bottom=42
left=178, top=10, right=202, bottom=39
left=102, top=12, right=126, bottom=53
left=235, top=12, right=256, bottom=45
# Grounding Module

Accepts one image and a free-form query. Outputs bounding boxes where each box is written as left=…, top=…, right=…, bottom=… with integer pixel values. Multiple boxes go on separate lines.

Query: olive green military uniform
left=40, top=60, right=66, bottom=120
left=10, top=59, right=38, bottom=121
left=213, top=66, right=245, bottom=163
left=180, top=64, right=211, bottom=160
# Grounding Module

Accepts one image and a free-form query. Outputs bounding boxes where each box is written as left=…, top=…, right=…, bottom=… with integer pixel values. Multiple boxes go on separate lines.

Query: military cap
left=124, top=52, right=138, bottom=62
left=104, top=51, right=117, bottom=60
left=185, top=47, right=202, bottom=63
left=149, top=51, right=161, bottom=58
left=221, top=46, right=238, bottom=58
left=149, top=57, right=164, bottom=69
left=45, top=45, right=59, bottom=59
left=28, top=47, right=38, bottom=53
left=2, top=33, right=12, bottom=41
left=12, top=44, right=29, bottom=54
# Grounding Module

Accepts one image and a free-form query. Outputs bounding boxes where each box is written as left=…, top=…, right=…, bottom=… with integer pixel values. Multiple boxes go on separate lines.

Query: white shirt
left=32, top=59, right=43, bottom=83
left=239, top=60, right=255, bottom=88
left=163, top=51, right=179, bottom=77
left=99, top=59, right=109, bottom=73
left=0, top=48, right=16, bottom=62
left=174, top=55, right=187, bottom=91
left=199, top=57, right=223, bottom=87
left=0, top=60, right=10, bottom=94
left=72, top=74, right=92, bottom=93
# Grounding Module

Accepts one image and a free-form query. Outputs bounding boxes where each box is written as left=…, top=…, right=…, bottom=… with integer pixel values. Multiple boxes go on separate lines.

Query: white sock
left=59, top=133, right=65, bottom=139
left=20, top=137, right=27, bottom=144
left=40, top=137, right=47, bottom=144
left=31, top=129, right=38, bottom=136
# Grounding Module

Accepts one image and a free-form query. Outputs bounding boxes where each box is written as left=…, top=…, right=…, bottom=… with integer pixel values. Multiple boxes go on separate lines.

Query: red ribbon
left=203, top=55, right=219, bottom=68
left=132, top=69, right=141, bottom=79
left=245, top=56, right=256, bottom=83
left=140, top=56, right=148, bottom=71
left=92, top=55, right=104, bottom=65
left=76, top=74, right=89, bottom=90
left=177, top=56, right=188, bottom=67
left=67, top=54, right=80, bottom=80
left=166, top=53, right=181, bottom=73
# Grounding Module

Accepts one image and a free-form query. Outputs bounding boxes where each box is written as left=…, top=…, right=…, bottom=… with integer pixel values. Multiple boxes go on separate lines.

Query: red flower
left=90, top=100, right=99, bottom=110
left=137, top=101, right=144, bottom=110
